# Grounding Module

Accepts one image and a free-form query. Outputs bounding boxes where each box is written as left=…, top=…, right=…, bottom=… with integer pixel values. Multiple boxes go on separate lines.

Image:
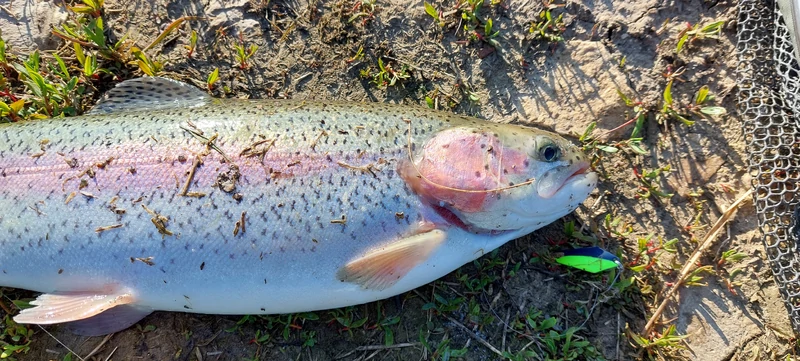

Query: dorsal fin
left=88, top=77, right=211, bottom=114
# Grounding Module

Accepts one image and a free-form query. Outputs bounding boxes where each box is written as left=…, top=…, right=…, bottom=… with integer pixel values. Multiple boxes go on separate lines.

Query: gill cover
left=400, top=125, right=577, bottom=231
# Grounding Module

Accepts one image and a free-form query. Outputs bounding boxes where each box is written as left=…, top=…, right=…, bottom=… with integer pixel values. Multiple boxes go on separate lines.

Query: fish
left=0, top=77, right=598, bottom=335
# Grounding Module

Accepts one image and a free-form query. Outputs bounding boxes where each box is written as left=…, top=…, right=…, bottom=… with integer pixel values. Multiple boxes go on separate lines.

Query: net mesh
left=737, top=0, right=800, bottom=332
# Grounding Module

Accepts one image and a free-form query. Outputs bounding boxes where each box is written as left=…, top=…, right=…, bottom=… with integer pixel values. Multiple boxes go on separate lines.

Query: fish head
left=400, top=123, right=598, bottom=232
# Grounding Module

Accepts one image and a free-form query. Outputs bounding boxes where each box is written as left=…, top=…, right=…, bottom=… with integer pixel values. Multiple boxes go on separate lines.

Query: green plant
left=422, top=292, right=465, bottom=314
left=185, top=30, right=198, bottom=58
left=563, top=220, right=596, bottom=242
left=348, top=0, right=376, bottom=25
left=301, top=330, right=317, bottom=348
left=633, top=166, right=673, bottom=199
left=75, top=47, right=110, bottom=79
left=419, top=333, right=468, bottom=360
left=615, top=89, right=649, bottom=141
left=0, top=35, right=8, bottom=66
left=658, top=79, right=695, bottom=126
left=676, top=20, right=725, bottom=53
left=328, top=307, right=368, bottom=336
left=135, top=324, right=156, bottom=333
left=688, top=85, right=726, bottom=117
left=367, top=303, right=400, bottom=345
left=53, top=16, right=126, bottom=61
left=716, top=248, right=748, bottom=294
left=627, top=234, right=677, bottom=273
left=465, top=297, right=495, bottom=328
left=207, top=68, right=220, bottom=90
left=346, top=46, right=365, bottom=64
left=0, top=315, right=32, bottom=360
left=684, top=265, right=714, bottom=287
left=131, top=47, right=163, bottom=76
left=530, top=2, right=566, bottom=43
left=249, top=329, right=270, bottom=345
left=68, top=0, right=105, bottom=17
left=234, top=42, right=258, bottom=70
left=504, top=308, right=604, bottom=361
left=629, top=324, right=688, bottom=358
left=0, top=99, right=24, bottom=122
left=578, top=120, right=645, bottom=172
left=424, top=2, right=446, bottom=27
left=603, top=213, right=634, bottom=239
left=453, top=0, right=504, bottom=49
left=360, top=58, right=411, bottom=88
left=12, top=51, right=82, bottom=118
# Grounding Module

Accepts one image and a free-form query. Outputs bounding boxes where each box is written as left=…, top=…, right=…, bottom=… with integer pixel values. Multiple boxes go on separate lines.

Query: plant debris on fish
left=0, top=77, right=597, bottom=336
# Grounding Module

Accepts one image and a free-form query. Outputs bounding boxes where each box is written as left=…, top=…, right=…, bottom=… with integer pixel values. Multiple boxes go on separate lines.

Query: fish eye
left=540, top=144, right=559, bottom=162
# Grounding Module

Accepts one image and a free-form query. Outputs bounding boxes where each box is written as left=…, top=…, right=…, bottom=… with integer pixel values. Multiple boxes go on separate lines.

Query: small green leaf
left=207, top=68, right=220, bottom=89
left=579, top=121, right=596, bottom=142
left=676, top=33, right=689, bottom=53
left=425, top=96, right=435, bottom=109
left=596, top=145, right=619, bottom=153
left=673, top=112, right=695, bottom=126
left=0, top=36, right=6, bottom=63
left=700, top=20, right=725, bottom=35
left=700, top=106, right=727, bottom=115
left=616, top=88, right=633, bottom=106
left=383, top=327, right=394, bottom=346
left=52, top=54, right=70, bottom=80
left=630, top=112, right=646, bottom=138
left=539, top=317, right=557, bottom=330
left=628, top=142, right=647, bottom=155
left=694, top=85, right=709, bottom=105
left=0, top=102, right=10, bottom=117
left=9, top=99, right=25, bottom=114
left=300, top=312, right=319, bottom=320
left=663, top=80, right=674, bottom=106
left=350, top=316, right=368, bottom=328
left=83, top=53, right=98, bottom=76
left=73, top=43, right=85, bottom=66
left=424, top=1, right=438, bottom=19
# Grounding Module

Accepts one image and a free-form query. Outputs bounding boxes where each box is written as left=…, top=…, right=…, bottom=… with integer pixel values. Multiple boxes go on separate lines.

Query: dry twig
left=641, top=189, right=753, bottom=335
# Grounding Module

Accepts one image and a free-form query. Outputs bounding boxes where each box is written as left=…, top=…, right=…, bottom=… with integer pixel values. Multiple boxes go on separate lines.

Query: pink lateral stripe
left=0, top=142, right=390, bottom=197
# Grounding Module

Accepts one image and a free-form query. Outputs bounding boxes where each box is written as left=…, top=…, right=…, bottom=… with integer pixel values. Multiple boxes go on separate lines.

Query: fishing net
left=737, top=0, right=800, bottom=333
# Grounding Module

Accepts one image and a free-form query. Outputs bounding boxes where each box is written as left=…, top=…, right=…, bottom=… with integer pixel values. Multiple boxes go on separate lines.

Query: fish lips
left=537, top=161, right=596, bottom=199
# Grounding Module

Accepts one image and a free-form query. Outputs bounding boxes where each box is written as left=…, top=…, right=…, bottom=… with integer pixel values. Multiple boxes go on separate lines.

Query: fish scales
left=0, top=77, right=598, bottom=335
left=0, top=100, right=449, bottom=302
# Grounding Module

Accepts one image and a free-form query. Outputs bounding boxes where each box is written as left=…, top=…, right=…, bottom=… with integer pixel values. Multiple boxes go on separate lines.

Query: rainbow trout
left=0, top=77, right=597, bottom=335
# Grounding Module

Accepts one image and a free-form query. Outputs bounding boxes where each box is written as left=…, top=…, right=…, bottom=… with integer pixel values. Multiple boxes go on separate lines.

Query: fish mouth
left=566, top=161, right=591, bottom=182
left=537, top=161, right=594, bottom=199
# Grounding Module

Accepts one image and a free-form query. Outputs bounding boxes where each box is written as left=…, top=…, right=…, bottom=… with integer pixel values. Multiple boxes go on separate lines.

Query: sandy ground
left=0, top=0, right=796, bottom=360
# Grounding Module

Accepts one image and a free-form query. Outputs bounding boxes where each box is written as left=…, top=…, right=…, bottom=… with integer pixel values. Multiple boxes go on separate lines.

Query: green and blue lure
left=556, top=246, right=622, bottom=274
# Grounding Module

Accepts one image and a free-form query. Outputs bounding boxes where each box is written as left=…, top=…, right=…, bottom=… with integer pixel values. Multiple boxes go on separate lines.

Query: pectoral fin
left=337, top=229, right=446, bottom=291
left=14, top=290, right=135, bottom=325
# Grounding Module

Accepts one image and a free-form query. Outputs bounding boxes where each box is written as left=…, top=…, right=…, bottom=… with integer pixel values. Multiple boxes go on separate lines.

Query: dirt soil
left=0, top=0, right=796, bottom=360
